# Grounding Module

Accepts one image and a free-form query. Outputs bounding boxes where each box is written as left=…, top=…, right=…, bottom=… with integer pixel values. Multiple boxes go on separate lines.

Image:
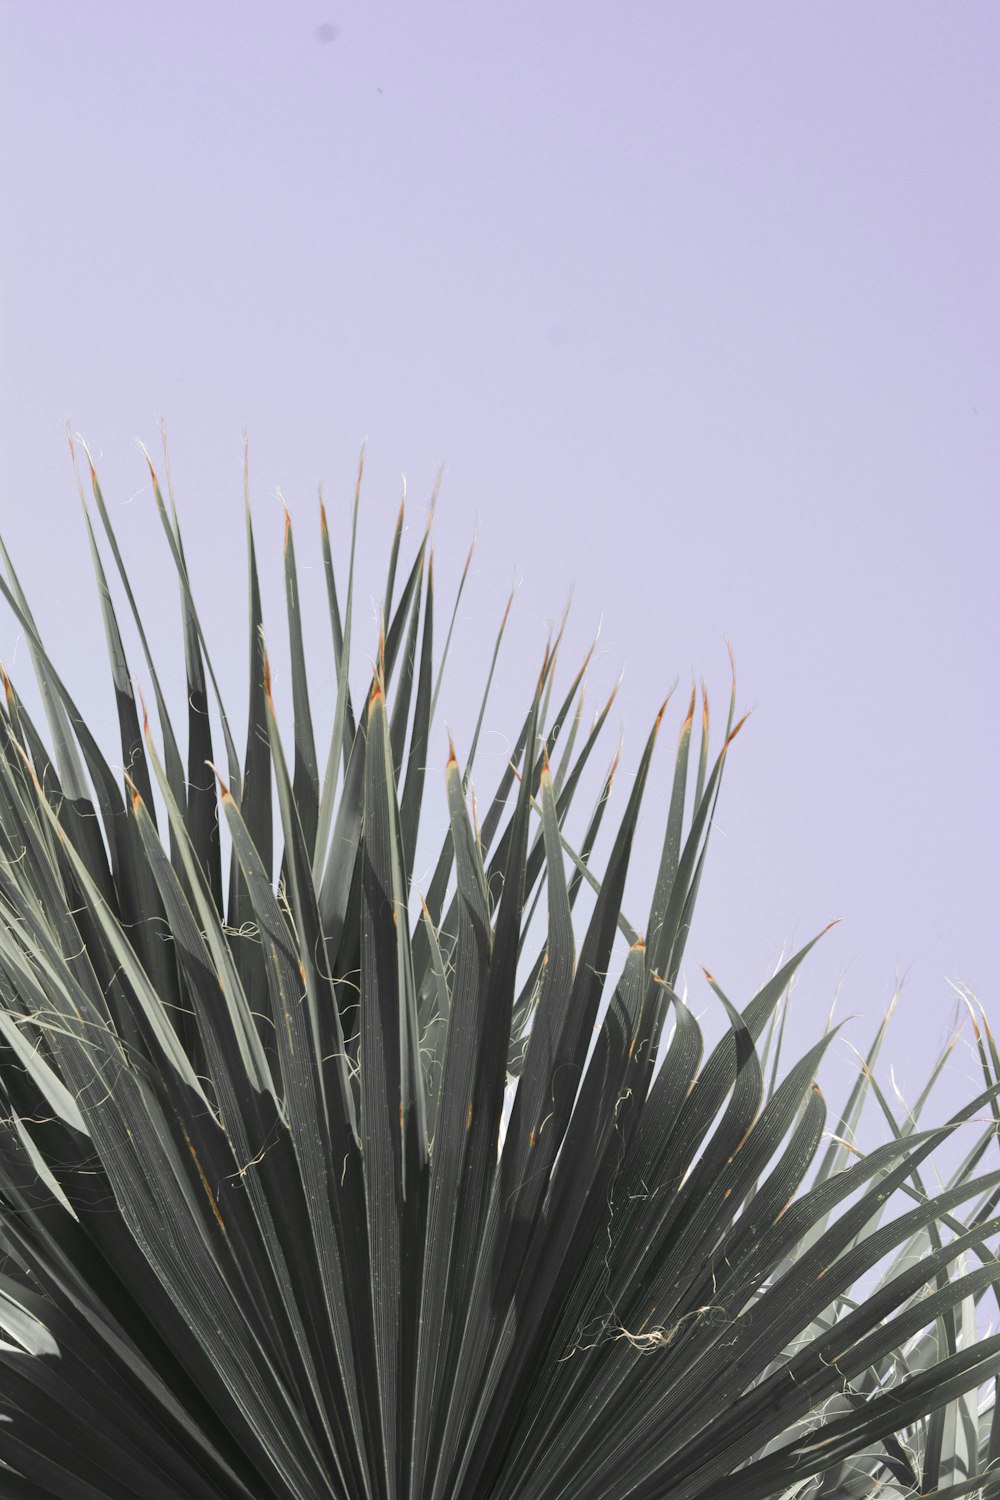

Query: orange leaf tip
left=601, top=671, right=623, bottom=721
left=424, top=487, right=438, bottom=538
left=446, top=728, right=458, bottom=770
left=209, top=763, right=232, bottom=801
left=576, top=634, right=595, bottom=682
left=557, top=584, right=574, bottom=635
left=536, top=646, right=551, bottom=698
left=722, top=710, right=751, bottom=750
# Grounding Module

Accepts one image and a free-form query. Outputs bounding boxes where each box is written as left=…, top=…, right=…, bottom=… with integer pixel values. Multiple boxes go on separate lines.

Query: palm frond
left=0, top=445, right=996, bottom=1500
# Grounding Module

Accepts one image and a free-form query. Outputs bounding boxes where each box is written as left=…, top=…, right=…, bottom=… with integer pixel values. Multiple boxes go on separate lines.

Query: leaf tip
left=462, top=528, right=477, bottom=581
left=607, top=734, right=624, bottom=785
left=723, top=709, right=751, bottom=751
left=209, top=761, right=232, bottom=801
left=682, top=684, right=696, bottom=737
left=500, top=583, right=515, bottom=632
left=425, top=472, right=440, bottom=536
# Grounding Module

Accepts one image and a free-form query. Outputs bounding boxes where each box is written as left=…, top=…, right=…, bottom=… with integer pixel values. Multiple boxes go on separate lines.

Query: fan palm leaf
left=0, top=440, right=996, bottom=1499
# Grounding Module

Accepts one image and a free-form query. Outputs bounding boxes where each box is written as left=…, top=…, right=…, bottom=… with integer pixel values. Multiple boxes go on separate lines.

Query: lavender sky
left=1, top=3, right=997, bottom=1100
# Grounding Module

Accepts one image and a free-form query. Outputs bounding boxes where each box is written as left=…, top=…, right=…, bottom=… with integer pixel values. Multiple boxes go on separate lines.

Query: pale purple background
left=1, top=4, right=997, bottom=1102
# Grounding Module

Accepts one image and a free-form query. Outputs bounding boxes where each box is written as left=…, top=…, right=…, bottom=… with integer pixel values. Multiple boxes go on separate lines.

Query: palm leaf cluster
left=0, top=440, right=997, bottom=1499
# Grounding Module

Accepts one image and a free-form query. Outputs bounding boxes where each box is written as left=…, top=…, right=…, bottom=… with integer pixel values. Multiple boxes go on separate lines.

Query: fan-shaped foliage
left=0, top=439, right=997, bottom=1499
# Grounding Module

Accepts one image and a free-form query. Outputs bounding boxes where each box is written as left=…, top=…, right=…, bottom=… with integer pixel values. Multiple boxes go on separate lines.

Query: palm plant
left=0, top=437, right=997, bottom=1500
